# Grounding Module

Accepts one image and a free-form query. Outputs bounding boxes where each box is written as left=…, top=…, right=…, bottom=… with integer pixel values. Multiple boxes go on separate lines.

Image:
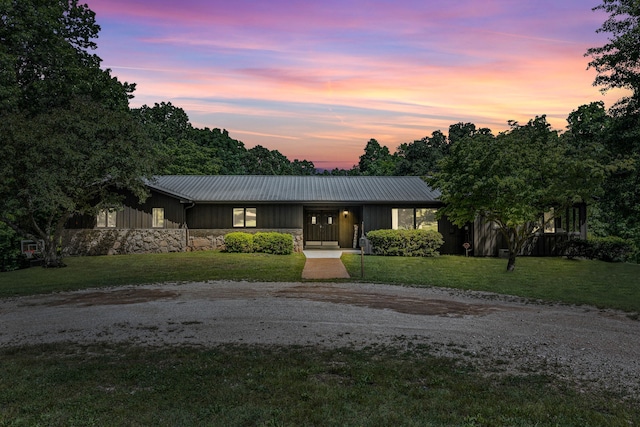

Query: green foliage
left=224, top=232, right=254, bottom=253
left=590, top=236, right=636, bottom=262
left=586, top=0, right=640, bottom=101
left=133, top=102, right=318, bottom=175
left=367, top=229, right=443, bottom=257
left=358, top=139, right=395, bottom=175
left=429, top=116, right=605, bottom=271
left=0, top=1, right=159, bottom=268
left=0, top=0, right=133, bottom=114
left=0, top=222, right=28, bottom=272
left=585, top=2, right=640, bottom=257
left=252, top=232, right=293, bottom=255
left=0, top=99, right=160, bottom=267
left=393, top=130, right=448, bottom=176
left=557, top=239, right=594, bottom=260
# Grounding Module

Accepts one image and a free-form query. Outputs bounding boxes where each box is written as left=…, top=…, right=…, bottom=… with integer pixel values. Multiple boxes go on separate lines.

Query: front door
left=305, top=210, right=339, bottom=247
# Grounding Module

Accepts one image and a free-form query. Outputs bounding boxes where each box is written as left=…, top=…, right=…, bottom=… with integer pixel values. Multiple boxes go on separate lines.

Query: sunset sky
left=86, top=0, right=617, bottom=169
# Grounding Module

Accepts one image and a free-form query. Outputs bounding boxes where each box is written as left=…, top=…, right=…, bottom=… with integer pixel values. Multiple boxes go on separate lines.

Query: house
left=63, top=175, right=586, bottom=257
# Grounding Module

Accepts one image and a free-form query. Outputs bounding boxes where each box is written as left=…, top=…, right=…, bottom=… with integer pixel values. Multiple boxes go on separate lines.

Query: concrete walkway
left=301, top=250, right=356, bottom=279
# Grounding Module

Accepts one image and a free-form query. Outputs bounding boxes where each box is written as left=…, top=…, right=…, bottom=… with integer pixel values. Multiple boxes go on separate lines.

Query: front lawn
left=0, top=251, right=306, bottom=297
left=343, top=254, right=640, bottom=313
left=1, top=252, right=638, bottom=313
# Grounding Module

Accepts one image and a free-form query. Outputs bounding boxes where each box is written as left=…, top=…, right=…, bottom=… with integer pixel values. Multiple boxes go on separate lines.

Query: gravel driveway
left=1, top=281, right=638, bottom=397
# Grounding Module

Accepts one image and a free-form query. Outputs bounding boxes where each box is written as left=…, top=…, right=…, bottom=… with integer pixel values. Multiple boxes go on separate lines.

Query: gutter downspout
left=183, top=202, right=195, bottom=251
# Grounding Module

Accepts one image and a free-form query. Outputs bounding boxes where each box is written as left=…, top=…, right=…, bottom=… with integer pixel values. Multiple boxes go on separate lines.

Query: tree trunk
left=42, top=234, right=66, bottom=268
left=506, top=251, right=517, bottom=272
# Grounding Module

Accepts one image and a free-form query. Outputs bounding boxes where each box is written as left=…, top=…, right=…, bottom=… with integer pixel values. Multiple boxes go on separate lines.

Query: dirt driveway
left=1, top=281, right=638, bottom=397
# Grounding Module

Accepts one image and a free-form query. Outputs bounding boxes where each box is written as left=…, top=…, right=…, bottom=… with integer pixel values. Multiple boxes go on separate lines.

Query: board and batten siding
left=187, top=204, right=304, bottom=229
left=65, top=190, right=183, bottom=229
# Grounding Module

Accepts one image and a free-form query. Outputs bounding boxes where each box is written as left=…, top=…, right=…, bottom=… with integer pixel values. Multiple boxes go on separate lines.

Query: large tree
left=394, top=130, right=448, bottom=176
left=430, top=116, right=604, bottom=271
left=358, top=139, right=395, bottom=175
left=586, top=0, right=640, bottom=256
left=586, top=0, right=640, bottom=106
left=0, top=0, right=159, bottom=267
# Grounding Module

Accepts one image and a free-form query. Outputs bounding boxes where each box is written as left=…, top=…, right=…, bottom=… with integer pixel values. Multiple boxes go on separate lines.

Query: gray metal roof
left=146, top=175, right=441, bottom=203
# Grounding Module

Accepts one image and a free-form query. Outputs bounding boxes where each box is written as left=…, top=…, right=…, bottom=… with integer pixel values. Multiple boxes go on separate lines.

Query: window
left=152, top=208, right=165, bottom=228
left=233, top=207, right=257, bottom=228
left=415, top=208, right=438, bottom=231
left=96, top=209, right=117, bottom=228
left=392, top=208, right=438, bottom=231
left=392, top=208, right=414, bottom=229
left=543, top=210, right=555, bottom=234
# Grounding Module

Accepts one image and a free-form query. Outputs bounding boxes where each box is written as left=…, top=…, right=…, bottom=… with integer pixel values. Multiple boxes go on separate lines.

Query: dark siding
left=121, top=191, right=182, bottom=229
left=363, top=205, right=391, bottom=233
left=187, top=204, right=303, bottom=229
left=188, top=205, right=232, bottom=228
left=65, top=189, right=182, bottom=229
left=259, top=205, right=303, bottom=228
left=337, top=206, right=362, bottom=248
left=438, top=216, right=469, bottom=255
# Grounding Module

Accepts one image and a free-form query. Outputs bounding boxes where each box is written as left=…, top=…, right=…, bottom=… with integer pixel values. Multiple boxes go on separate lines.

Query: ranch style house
left=63, top=175, right=587, bottom=257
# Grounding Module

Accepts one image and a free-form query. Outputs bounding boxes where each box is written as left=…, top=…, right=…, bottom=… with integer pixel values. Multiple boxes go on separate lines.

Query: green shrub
left=0, top=222, right=29, bottom=272
left=253, top=232, right=293, bottom=255
left=557, top=239, right=593, bottom=260
left=224, top=232, right=254, bottom=253
left=367, top=229, right=443, bottom=257
left=591, top=236, right=635, bottom=262
left=559, top=236, right=634, bottom=262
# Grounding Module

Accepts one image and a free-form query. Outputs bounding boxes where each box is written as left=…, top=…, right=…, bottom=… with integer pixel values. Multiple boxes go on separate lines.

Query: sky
left=86, top=0, right=619, bottom=170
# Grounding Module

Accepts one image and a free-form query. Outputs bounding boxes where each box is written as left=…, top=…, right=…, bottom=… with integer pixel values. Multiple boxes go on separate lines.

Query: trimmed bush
left=591, top=236, right=635, bottom=262
left=367, top=229, right=444, bottom=257
left=557, top=239, right=593, bottom=260
left=224, top=232, right=254, bottom=253
left=559, top=236, right=635, bottom=262
left=253, top=232, right=293, bottom=255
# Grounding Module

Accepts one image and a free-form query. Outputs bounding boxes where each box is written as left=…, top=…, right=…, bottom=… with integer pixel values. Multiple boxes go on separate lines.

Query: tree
left=394, top=130, right=449, bottom=176
left=0, top=0, right=134, bottom=114
left=586, top=0, right=640, bottom=107
left=244, top=145, right=295, bottom=175
left=430, top=117, right=603, bottom=271
left=358, top=139, right=395, bottom=175
left=0, top=1, right=159, bottom=267
left=586, top=2, right=640, bottom=257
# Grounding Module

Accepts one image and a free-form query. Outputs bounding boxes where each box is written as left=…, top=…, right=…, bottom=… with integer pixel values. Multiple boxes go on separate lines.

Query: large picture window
left=392, top=208, right=438, bottom=231
left=96, top=209, right=117, bottom=228
left=233, top=207, right=257, bottom=228
left=152, top=208, right=165, bottom=228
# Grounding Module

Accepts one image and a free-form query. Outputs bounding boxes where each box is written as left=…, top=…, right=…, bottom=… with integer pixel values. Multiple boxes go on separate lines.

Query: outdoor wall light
left=343, top=209, right=349, bottom=218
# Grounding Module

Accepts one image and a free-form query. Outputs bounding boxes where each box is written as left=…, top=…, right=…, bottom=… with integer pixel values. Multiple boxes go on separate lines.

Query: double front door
left=305, top=210, right=339, bottom=246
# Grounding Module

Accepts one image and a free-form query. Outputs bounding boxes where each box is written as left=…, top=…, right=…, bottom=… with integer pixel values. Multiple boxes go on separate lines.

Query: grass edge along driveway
left=0, top=251, right=639, bottom=313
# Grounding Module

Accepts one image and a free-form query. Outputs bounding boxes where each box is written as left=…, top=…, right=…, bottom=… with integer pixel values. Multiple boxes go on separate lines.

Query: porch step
left=305, top=241, right=339, bottom=247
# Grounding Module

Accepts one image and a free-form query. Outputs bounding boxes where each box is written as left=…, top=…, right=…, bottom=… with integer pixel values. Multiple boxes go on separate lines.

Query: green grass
left=2, top=254, right=639, bottom=424
left=1, top=252, right=639, bottom=313
left=343, top=255, right=640, bottom=313
left=1, top=343, right=637, bottom=427
left=0, top=251, right=306, bottom=297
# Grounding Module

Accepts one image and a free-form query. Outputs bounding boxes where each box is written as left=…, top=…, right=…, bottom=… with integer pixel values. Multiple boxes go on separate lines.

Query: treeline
left=144, top=99, right=638, bottom=257
left=135, top=102, right=316, bottom=176
left=137, top=101, right=482, bottom=177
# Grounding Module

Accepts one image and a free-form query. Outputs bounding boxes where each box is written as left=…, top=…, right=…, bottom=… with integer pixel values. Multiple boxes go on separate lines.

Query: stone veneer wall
left=62, top=229, right=187, bottom=256
left=62, top=228, right=304, bottom=256
left=188, top=229, right=304, bottom=253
